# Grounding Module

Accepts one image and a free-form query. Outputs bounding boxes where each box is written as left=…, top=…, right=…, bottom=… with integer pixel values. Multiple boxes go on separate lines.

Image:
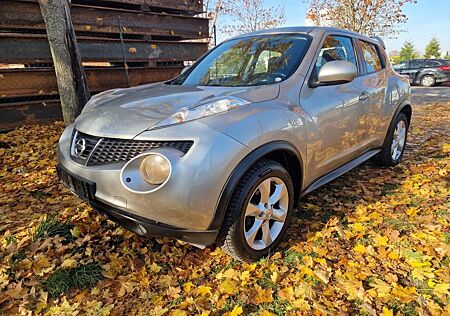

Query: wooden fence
left=0, top=0, right=209, bottom=131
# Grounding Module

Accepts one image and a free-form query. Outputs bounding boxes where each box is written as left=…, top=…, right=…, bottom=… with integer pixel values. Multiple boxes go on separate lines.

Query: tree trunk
left=38, top=0, right=90, bottom=125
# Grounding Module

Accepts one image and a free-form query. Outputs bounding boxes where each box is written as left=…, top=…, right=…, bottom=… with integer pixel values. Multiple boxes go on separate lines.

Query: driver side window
left=316, top=35, right=358, bottom=73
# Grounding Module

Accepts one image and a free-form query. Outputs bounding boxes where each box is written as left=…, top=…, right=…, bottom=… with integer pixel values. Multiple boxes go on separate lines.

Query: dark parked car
left=393, top=59, right=450, bottom=87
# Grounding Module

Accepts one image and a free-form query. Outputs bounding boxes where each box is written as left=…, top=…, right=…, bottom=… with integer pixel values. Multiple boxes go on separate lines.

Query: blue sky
left=217, top=0, right=450, bottom=54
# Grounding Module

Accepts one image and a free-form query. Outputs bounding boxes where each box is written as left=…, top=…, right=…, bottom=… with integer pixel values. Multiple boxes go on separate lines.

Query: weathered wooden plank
left=0, top=99, right=62, bottom=132
left=0, top=1, right=209, bottom=39
left=0, top=67, right=183, bottom=98
left=0, top=35, right=208, bottom=64
left=13, top=0, right=204, bottom=15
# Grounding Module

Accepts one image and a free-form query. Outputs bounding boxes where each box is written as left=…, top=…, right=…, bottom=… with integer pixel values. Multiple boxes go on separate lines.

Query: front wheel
left=219, top=159, right=294, bottom=261
left=372, top=112, right=409, bottom=167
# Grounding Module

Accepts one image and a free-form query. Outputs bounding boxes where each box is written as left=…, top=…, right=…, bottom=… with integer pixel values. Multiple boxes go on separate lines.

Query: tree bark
left=38, top=0, right=90, bottom=125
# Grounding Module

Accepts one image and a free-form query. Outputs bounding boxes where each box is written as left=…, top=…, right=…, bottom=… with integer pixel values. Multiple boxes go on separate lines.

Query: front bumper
left=57, top=164, right=218, bottom=246
left=57, top=122, right=250, bottom=244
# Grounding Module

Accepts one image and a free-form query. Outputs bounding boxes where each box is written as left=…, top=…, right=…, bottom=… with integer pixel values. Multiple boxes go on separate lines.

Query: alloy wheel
left=421, top=76, right=435, bottom=87
left=391, top=120, right=406, bottom=161
left=244, top=177, right=289, bottom=250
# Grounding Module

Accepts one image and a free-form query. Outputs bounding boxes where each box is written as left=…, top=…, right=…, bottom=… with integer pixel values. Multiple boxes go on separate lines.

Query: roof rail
left=370, top=36, right=386, bottom=49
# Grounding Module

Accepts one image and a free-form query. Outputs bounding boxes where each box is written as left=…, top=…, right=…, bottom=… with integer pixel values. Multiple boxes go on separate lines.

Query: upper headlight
left=152, top=96, right=251, bottom=129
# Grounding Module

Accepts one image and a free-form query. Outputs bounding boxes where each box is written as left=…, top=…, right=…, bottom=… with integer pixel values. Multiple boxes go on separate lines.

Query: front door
left=300, top=34, right=366, bottom=183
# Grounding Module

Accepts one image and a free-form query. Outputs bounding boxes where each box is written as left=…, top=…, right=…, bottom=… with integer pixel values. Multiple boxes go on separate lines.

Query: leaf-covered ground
left=0, top=102, right=449, bottom=316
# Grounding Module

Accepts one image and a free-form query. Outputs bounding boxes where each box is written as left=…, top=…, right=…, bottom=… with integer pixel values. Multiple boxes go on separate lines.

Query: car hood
left=75, top=82, right=280, bottom=138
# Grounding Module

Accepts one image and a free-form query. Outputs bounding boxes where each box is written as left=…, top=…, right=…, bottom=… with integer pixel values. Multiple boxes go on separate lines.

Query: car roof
left=229, top=26, right=384, bottom=48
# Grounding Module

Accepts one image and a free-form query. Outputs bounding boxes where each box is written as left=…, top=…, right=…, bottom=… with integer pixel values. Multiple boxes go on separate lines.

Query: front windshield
left=171, top=34, right=311, bottom=87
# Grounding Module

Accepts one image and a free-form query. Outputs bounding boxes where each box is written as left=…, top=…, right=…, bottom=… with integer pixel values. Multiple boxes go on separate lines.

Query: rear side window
left=359, top=41, right=383, bottom=73
left=315, top=35, right=358, bottom=72
left=425, top=60, right=441, bottom=67
left=410, top=60, right=425, bottom=68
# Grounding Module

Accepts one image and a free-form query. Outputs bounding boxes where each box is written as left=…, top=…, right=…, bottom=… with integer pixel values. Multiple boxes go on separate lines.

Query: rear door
left=355, top=39, right=389, bottom=152
left=423, top=59, right=445, bottom=83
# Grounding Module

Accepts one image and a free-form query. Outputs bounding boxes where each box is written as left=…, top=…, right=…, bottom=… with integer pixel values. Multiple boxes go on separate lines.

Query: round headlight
left=139, top=154, right=171, bottom=185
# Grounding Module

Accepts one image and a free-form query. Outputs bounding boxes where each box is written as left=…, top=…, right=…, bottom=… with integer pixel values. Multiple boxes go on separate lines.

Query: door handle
left=359, top=91, right=370, bottom=101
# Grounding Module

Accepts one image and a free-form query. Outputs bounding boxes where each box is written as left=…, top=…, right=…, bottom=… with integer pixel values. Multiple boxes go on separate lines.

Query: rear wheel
left=372, top=112, right=409, bottom=167
left=420, top=75, right=435, bottom=87
left=219, top=159, right=294, bottom=262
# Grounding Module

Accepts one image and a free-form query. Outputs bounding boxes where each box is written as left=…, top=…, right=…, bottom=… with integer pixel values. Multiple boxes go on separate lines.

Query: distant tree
left=398, top=41, right=419, bottom=62
left=305, top=0, right=417, bottom=38
left=390, top=55, right=402, bottom=65
left=423, top=37, right=441, bottom=59
left=221, top=0, right=286, bottom=36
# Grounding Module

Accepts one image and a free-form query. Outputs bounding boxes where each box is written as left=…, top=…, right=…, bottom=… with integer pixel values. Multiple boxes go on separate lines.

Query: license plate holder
left=57, top=165, right=96, bottom=201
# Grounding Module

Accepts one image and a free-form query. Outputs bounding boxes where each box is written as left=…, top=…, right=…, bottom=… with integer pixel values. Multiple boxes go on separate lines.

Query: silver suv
left=57, top=27, right=411, bottom=261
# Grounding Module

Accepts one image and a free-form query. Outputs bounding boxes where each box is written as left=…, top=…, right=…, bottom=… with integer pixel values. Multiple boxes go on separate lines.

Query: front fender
left=208, top=140, right=303, bottom=231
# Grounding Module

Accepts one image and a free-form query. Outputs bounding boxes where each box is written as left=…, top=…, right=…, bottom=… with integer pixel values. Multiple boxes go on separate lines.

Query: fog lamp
left=140, top=154, right=171, bottom=185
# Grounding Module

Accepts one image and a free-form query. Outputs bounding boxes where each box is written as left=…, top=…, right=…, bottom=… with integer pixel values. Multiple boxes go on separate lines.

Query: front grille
left=70, top=130, right=193, bottom=166
left=88, top=138, right=193, bottom=166
left=70, top=131, right=99, bottom=165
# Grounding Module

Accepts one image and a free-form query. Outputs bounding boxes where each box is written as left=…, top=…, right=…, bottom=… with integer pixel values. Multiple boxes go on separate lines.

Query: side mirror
left=317, top=60, right=357, bottom=85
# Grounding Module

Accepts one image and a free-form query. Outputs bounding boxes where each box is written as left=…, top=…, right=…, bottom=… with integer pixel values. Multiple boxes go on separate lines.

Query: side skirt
left=302, top=149, right=381, bottom=196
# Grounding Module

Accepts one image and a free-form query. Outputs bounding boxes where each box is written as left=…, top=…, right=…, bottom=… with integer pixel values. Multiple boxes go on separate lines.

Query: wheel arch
left=382, top=100, right=412, bottom=148
left=399, top=103, right=412, bottom=125
left=208, top=141, right=304, bottom=231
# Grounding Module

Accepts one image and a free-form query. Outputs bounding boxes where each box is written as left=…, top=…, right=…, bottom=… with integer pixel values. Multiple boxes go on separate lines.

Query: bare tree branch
left=305, top=0, right=417, bottom=38
left=221, top=0, right=286, bottom=37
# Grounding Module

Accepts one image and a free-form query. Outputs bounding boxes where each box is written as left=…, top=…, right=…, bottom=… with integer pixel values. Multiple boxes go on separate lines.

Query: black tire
left=218, top=159, right=294, bottom=262
left=372, top=112, right=409, bottom=167
left=420, top=75, right=435, bottom=87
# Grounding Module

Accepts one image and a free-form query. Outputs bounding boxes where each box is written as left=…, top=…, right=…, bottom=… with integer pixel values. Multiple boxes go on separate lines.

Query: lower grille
left=57, top=165, right=95, bottom=201
left=70, top=130, right=193, bottom=166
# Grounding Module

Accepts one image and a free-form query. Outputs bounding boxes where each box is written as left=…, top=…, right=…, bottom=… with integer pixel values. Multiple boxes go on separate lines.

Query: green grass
left=358, top=236, right=373, bottom=246
left=42, top=262, right=103, bottom=297
left=258, top=296, right=293, bottom=316
left=169, top=295, right=185, bottom=308
left=443, top=232, right=450, bottom=245
left=5, top=235, right=17, bottom=245
left=382, top=183, right=399, bottom=195
left=220, top=297, right=245, bottom=313
left=384, top=217, right=415, bottom=233
left=11, top=250, right=26, bottom=263
left=386, top=301, right=419, bottom=316
left=34, top=190, right=47, bottom=199
left=257, top=271, right=277, bottom=290
left=283, top=250, right=305, bottom=266
left=7, top=250, right=27, bottom=280
left=34, top=217, right=74, bottom=241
